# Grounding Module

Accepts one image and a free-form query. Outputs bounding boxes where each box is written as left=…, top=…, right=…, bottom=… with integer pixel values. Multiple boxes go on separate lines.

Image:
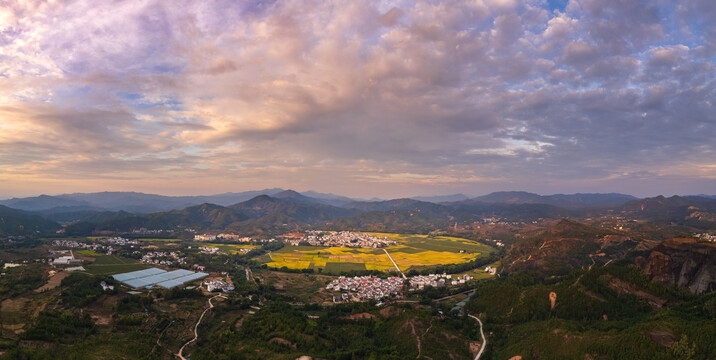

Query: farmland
left=82, top=255, right=150, bottom=276
left=264, top=233, right=495, bottom=272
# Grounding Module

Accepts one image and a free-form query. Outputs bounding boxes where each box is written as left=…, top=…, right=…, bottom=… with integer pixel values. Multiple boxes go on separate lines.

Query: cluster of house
left=98, top=237, right=139, bottom=246
left=204, top=278, right=235, bottom=292
left=326, top=276, right=404, bottom=302
left=484, top=238, right=505, bottom=247
left=484, top=265, right=498, bottom=275
left=299, top=231, right=397, bottom=248
left=100, top=281, right=114, bottom=291
left=194, top=233, right=254, bottom=242
left=408, top=273, right=474, bottom=290
left=140, top=251, right=186, bottom=266
left=52, top=239, right=102, bottom=250
left=694, top=233, right=716, bottom=242
left=131, top=228, right=170, bottom=235
left=199, top=246, right=222, bottom=255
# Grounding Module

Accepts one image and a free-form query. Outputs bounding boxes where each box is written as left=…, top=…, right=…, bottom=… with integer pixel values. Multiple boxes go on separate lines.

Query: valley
left=0, top=190, right=715, bottom=359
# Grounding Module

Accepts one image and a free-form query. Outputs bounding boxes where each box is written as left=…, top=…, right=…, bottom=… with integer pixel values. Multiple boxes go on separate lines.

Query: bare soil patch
left=34, top=271, right=69, bottom=293
left=649, top=330, right=676, bottom=348
left=269, top=337, right=296, bottom=349
left=345, top=312, right=376, bottom=320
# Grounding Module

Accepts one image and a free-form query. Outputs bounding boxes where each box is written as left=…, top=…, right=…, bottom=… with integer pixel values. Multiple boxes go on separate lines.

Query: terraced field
left=265, top=233, right=495, bottom=272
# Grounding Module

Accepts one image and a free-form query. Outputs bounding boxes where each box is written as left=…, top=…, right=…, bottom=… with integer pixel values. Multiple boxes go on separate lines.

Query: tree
left=671, top=335, right=696, bottom=360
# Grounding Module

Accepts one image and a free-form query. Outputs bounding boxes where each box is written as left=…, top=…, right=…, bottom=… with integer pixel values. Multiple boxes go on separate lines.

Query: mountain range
left=2, top=190, right=715, bottom=236
left=0, top=189, right=647, bottom=214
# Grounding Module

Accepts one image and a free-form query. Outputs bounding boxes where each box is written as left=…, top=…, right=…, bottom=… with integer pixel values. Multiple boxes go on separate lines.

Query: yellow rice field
left=265, top=233, right=495, bottom=272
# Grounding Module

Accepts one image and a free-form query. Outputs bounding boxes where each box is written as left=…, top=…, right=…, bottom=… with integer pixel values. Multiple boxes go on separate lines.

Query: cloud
left=0, top=0, right=713, bottom=198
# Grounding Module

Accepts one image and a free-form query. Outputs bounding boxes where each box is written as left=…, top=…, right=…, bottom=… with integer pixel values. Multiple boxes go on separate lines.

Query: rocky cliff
left=639, top=238, right=716, bottom=294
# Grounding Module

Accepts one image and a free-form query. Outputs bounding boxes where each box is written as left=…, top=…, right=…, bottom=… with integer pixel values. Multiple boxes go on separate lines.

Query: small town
left=300, top=231, right=397, bottom=248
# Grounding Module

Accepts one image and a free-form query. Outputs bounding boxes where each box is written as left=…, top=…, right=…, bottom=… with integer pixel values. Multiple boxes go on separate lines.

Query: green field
left=83, top=256, right=150, bottom=276
left=265, top=233, right=495, bottom=272
left=76, top=249, right=101, bottom=256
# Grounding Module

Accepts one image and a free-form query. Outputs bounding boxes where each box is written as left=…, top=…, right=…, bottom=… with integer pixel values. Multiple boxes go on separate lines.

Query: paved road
left=177, top=294, right=224, bottom=360
left=382, top=248, right=406, bottom=279
left=468, top=314, right=486, bottom=360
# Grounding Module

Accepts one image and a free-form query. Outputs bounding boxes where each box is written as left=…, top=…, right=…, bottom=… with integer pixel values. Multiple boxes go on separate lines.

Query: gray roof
left=113, top=267, right=208, bottom=289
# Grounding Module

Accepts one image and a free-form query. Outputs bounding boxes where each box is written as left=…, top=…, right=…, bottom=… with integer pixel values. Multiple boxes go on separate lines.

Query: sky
left=0, top=0, right=714, bottom=199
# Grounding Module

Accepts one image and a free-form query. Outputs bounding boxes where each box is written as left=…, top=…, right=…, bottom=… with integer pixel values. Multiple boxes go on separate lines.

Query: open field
left=77, top=249, right=102, bottom=256
left=265, top=233, right=495, bottom=272
left=82, top=255, right=150, bottom=276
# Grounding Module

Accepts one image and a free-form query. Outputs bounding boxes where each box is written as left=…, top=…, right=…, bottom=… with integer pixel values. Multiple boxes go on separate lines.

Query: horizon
left=1, top=188, right=714, bottom=203
left=1, top=1, right=714, bottom=199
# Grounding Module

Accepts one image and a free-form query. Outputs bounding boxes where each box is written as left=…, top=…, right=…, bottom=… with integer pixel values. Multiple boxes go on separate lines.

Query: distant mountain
left=447, top=200, right=576, bottom=221
left=272, top=190, right=323, bottom=204
left=345, top=198, right=446, bottom=213
left=410, top=194, right=470, bottom=203
left=473, top=191, right=638, bottom=208
left=0, top=205, right=61, bottom=236
left=0, top=189, right=359, bottom=214
left=0, top=195, right=93, bottom=212
left=229, top=195, right=356, bottom=222
left=298, top=191, right=355, bottom=207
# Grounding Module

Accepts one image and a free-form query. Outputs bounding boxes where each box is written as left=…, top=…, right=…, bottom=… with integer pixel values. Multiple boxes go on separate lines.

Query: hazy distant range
left=0, top=189, right=663, bottom=215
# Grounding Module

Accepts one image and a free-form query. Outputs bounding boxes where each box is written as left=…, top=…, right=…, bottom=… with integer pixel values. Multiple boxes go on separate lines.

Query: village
left=326, top=272, right=478, bottom=302
left=140, top=250, right=186, bottom=266
left=326, top=275, right=404, bottom=302
left=694, top=233, right=716, bottom=242
left=298, top=231, right=397, bottom=248
left=408, top=273, right=474, bottom=290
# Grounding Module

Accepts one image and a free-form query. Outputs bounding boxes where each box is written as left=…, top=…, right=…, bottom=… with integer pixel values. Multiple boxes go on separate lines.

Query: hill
left=504, top=219, right=656, bottom=274
left=0, top=205, right=61, bottom=236
left=639, top=237, right=716, bottom=294
left=617, top=195, right=716, bottom=228
left=93, top=203, right=248, bottom=232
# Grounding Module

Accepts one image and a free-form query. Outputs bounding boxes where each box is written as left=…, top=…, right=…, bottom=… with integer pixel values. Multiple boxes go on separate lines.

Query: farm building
left=112, top=268, right=208, bottom=289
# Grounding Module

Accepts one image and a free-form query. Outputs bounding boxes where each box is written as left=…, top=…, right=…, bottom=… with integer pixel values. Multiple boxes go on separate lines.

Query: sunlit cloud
left=0, top=0, right=714, bottom=198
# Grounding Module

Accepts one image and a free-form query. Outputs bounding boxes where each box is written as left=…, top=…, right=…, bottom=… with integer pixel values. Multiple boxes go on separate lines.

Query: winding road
left=177, top=294, right=225, bottom=360
left=468, top=314, right=487, bottom=360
